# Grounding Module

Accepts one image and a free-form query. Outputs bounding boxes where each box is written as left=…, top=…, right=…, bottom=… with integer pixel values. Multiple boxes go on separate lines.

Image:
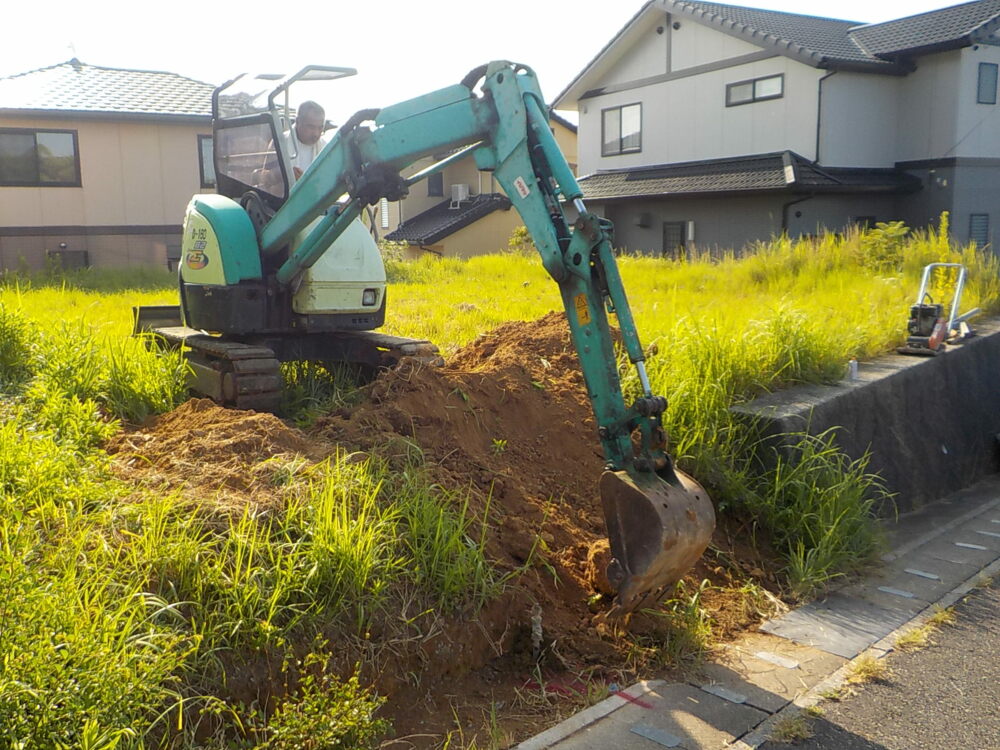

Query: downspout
left=815, top=70, right=837, bottom=164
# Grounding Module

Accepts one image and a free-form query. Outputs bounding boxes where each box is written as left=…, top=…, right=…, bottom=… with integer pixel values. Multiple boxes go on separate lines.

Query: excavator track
left=151, top=326, right=284, bottom=412
left=186, top=336, right=284, bottom=412
left=133, top=307, right=443, bottom=413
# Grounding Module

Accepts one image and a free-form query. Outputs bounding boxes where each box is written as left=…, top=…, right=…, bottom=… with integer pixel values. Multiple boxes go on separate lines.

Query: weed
left=802, top=703, right=825, bottom=719
left=742, top=429, right=889, bottom=598
left=897, top=605, right=958, bottom=651
left=262, top=653, right=388, bottom=749
left=927, top=605, right=957, bottom=626
left=769, top=712, right=814, bottom=743
left=280, top=360, right=362, bottom=426
left=626, top=579, right=713, bottom=672
left=491, top=437, right=508, bottom=455
left=0, top=300, right=34, bottom=388
left=846, top=653, right=891, bottom=686
left=895, top=624, right=933, bottom=652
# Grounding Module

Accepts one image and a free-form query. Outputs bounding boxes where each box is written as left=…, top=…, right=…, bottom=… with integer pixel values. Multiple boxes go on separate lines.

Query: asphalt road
left=759, top=579, right=1000, bottom=750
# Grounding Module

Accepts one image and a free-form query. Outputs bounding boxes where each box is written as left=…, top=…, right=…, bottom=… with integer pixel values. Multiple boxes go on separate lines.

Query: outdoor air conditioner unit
left=450, top=183, right=470, bottom=209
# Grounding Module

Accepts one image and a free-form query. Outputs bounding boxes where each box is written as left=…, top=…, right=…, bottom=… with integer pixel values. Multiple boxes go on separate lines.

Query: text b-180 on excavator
left=134, top=61, right=715, bottom=614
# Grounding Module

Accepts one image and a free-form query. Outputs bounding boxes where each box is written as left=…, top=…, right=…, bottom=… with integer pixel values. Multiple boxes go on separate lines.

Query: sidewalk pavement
left=516, top=477, right=1000, bottom=750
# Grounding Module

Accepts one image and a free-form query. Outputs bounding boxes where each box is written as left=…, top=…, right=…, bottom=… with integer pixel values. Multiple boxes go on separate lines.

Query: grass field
left=0, top=218, right=996, bottom=748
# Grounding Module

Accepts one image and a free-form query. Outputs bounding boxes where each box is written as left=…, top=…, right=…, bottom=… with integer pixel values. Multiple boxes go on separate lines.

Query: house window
left=726, top=74, right=784, bottom=107
left=198, top=134, right=216, bottom=188
left=602, top=103, right=642, bottom=156
left=663, top=221, right=687, bottom=259
left=427, top=171, right=444, bottom=197
left=0, top=128, right=80, bottom=186
left=977, top=63, right=998, bottom=105
left=970, top=213, right=990, bottom=247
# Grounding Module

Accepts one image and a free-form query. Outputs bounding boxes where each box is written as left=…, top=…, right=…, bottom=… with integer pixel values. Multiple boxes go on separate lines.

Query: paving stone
left=516, top=682, right=659, bottom=750
left=759, top=593, right=912, bottom=658
left=882, top=486, right=1000, bottom=560
left=689, top=633, right=846, bottom=714
left=550, top=682, right=767, bottom=750
left=920, top=537, right=1000, bottom=567
left=951, top=519, right=1000, bottom=552
left=838, top=581, right=931, bottom=615
left=882, top=553, right=979, bottom=601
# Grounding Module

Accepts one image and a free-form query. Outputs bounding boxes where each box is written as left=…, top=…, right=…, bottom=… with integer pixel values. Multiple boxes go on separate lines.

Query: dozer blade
left=133, top=305, right=183, bottom=335
left=600, top=468, right=715, bottom=613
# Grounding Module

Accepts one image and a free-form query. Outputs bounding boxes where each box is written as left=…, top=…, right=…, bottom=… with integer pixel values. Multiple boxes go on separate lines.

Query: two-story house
left=552, top=0, right=1000, bottom=256
left=0, top=59, right=214, bottom=271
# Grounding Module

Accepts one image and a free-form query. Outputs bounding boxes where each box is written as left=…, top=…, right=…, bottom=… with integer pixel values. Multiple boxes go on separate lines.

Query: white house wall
left=578, top=56, right=821, bottom=175
left=601, top=11, right=670, bottom=87
left=895, top=51, right=963, bottom=162
left=954, top=45, right=1000, bottom=159
left=818, top=72, right=899, bottom=167
left=669, top=16, right=768, bottom=69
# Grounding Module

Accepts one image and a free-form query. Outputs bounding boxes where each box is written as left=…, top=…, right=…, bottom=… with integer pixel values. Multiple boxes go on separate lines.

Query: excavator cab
left=211, top=66, right=356, bottom=213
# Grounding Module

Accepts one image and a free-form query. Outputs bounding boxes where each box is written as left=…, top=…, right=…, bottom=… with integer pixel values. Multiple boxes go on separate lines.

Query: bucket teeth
left=599, top=468, right=715, bottom=613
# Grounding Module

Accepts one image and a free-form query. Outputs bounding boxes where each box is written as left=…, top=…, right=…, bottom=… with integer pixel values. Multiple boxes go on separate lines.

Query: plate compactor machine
left=134, top=61, right=715, bottom=613
left=897, top=262, right=980, bottom=356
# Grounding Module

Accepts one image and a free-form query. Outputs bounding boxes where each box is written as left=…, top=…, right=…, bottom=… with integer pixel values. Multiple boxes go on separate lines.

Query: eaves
left=0, top=108, right=211, bottom=125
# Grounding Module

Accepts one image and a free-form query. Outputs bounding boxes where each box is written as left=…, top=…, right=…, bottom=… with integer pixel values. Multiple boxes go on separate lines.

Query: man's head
left=294, top=101, right=326, bottom=145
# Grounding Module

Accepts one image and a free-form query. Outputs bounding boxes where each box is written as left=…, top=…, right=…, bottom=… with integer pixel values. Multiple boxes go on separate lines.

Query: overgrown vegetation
left=1, top=217, right=997, bottom=746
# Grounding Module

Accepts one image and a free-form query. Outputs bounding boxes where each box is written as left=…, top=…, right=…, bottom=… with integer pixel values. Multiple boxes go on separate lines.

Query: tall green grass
left=1, top=218, right=997, bottom=744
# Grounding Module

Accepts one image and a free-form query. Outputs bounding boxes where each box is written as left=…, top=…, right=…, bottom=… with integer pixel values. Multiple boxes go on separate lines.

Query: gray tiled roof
left=0, top=59, right=213, bottom=119
left=673, top=1, right=1000, bottom=68
left=578, top=152, right=921, bottom=200
left=555, top=1, right=1000, bottom=106
left=386, top=194, right=512, bottom=245
left=670, top=1, right=881, bottom=67
left=851, top=0, right=1000, bottom=57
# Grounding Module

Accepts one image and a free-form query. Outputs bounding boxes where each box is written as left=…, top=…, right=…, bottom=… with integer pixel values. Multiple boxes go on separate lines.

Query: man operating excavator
left=285, top=100, right=327, bottom=180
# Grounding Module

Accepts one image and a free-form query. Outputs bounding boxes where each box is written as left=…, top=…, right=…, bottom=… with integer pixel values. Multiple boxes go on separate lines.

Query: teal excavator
left=135, top=61, right=715, bottom=613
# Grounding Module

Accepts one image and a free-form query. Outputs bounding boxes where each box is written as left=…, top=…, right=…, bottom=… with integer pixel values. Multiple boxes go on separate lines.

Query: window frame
left=197, top=134, right=216, bottom=189
left=0, top=127, right=81, bottom=187
left=726, top=74, right=785, bottom=107
left=601, top=103, right=642, bottom=157
left=970, top=213, right=990, bottom=247
left=977, top=62, right=998, bottom=105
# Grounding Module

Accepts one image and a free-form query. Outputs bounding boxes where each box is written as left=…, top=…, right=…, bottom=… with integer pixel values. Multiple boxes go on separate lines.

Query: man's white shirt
left=285, top=130, right=328, bottom=175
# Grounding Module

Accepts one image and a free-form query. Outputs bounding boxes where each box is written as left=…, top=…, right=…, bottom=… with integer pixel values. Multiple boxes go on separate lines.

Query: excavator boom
left=230, top=61, right=714, bottom=612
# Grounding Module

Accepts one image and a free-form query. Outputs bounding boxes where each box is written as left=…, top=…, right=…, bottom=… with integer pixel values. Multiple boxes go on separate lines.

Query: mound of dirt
left=316, top=312, right=614, bottom=657
left=108, top=398, right=331, bottom=509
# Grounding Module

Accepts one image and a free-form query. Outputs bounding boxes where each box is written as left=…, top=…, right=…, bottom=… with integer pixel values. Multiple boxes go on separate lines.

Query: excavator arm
left=263, top=61, right=715, bottom=612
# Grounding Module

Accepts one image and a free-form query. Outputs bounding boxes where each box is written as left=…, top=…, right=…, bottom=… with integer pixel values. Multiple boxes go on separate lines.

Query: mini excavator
left=134, top=61, right=715, bottom=613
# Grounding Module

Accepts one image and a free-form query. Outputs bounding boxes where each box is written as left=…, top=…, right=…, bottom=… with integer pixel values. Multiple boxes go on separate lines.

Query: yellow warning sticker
left=574, top=294, right=591, bottom=326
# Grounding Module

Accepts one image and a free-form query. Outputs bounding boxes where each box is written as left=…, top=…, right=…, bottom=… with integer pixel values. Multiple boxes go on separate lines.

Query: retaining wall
left=731, top=319, right=1000, bottom=515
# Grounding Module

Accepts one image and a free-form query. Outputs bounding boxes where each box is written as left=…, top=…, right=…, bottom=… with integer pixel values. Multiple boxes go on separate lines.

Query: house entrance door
left=662, top=221, right=686, bottom=259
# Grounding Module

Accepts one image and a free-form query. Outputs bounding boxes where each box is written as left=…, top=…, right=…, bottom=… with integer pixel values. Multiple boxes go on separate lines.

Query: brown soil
left=108, top=312, right=782, bottom=747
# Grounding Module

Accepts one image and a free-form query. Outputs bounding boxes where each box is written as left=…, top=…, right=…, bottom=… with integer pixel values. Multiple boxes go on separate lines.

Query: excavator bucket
left=600, top=468, right=715, bottom=613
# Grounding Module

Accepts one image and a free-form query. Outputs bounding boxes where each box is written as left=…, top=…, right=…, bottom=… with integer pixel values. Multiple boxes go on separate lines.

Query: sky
left=0, top=0, right=972, bottom=122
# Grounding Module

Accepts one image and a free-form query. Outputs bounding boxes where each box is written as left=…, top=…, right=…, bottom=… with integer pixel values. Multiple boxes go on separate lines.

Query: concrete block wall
left=732, top=319, right=1000, bottom=514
